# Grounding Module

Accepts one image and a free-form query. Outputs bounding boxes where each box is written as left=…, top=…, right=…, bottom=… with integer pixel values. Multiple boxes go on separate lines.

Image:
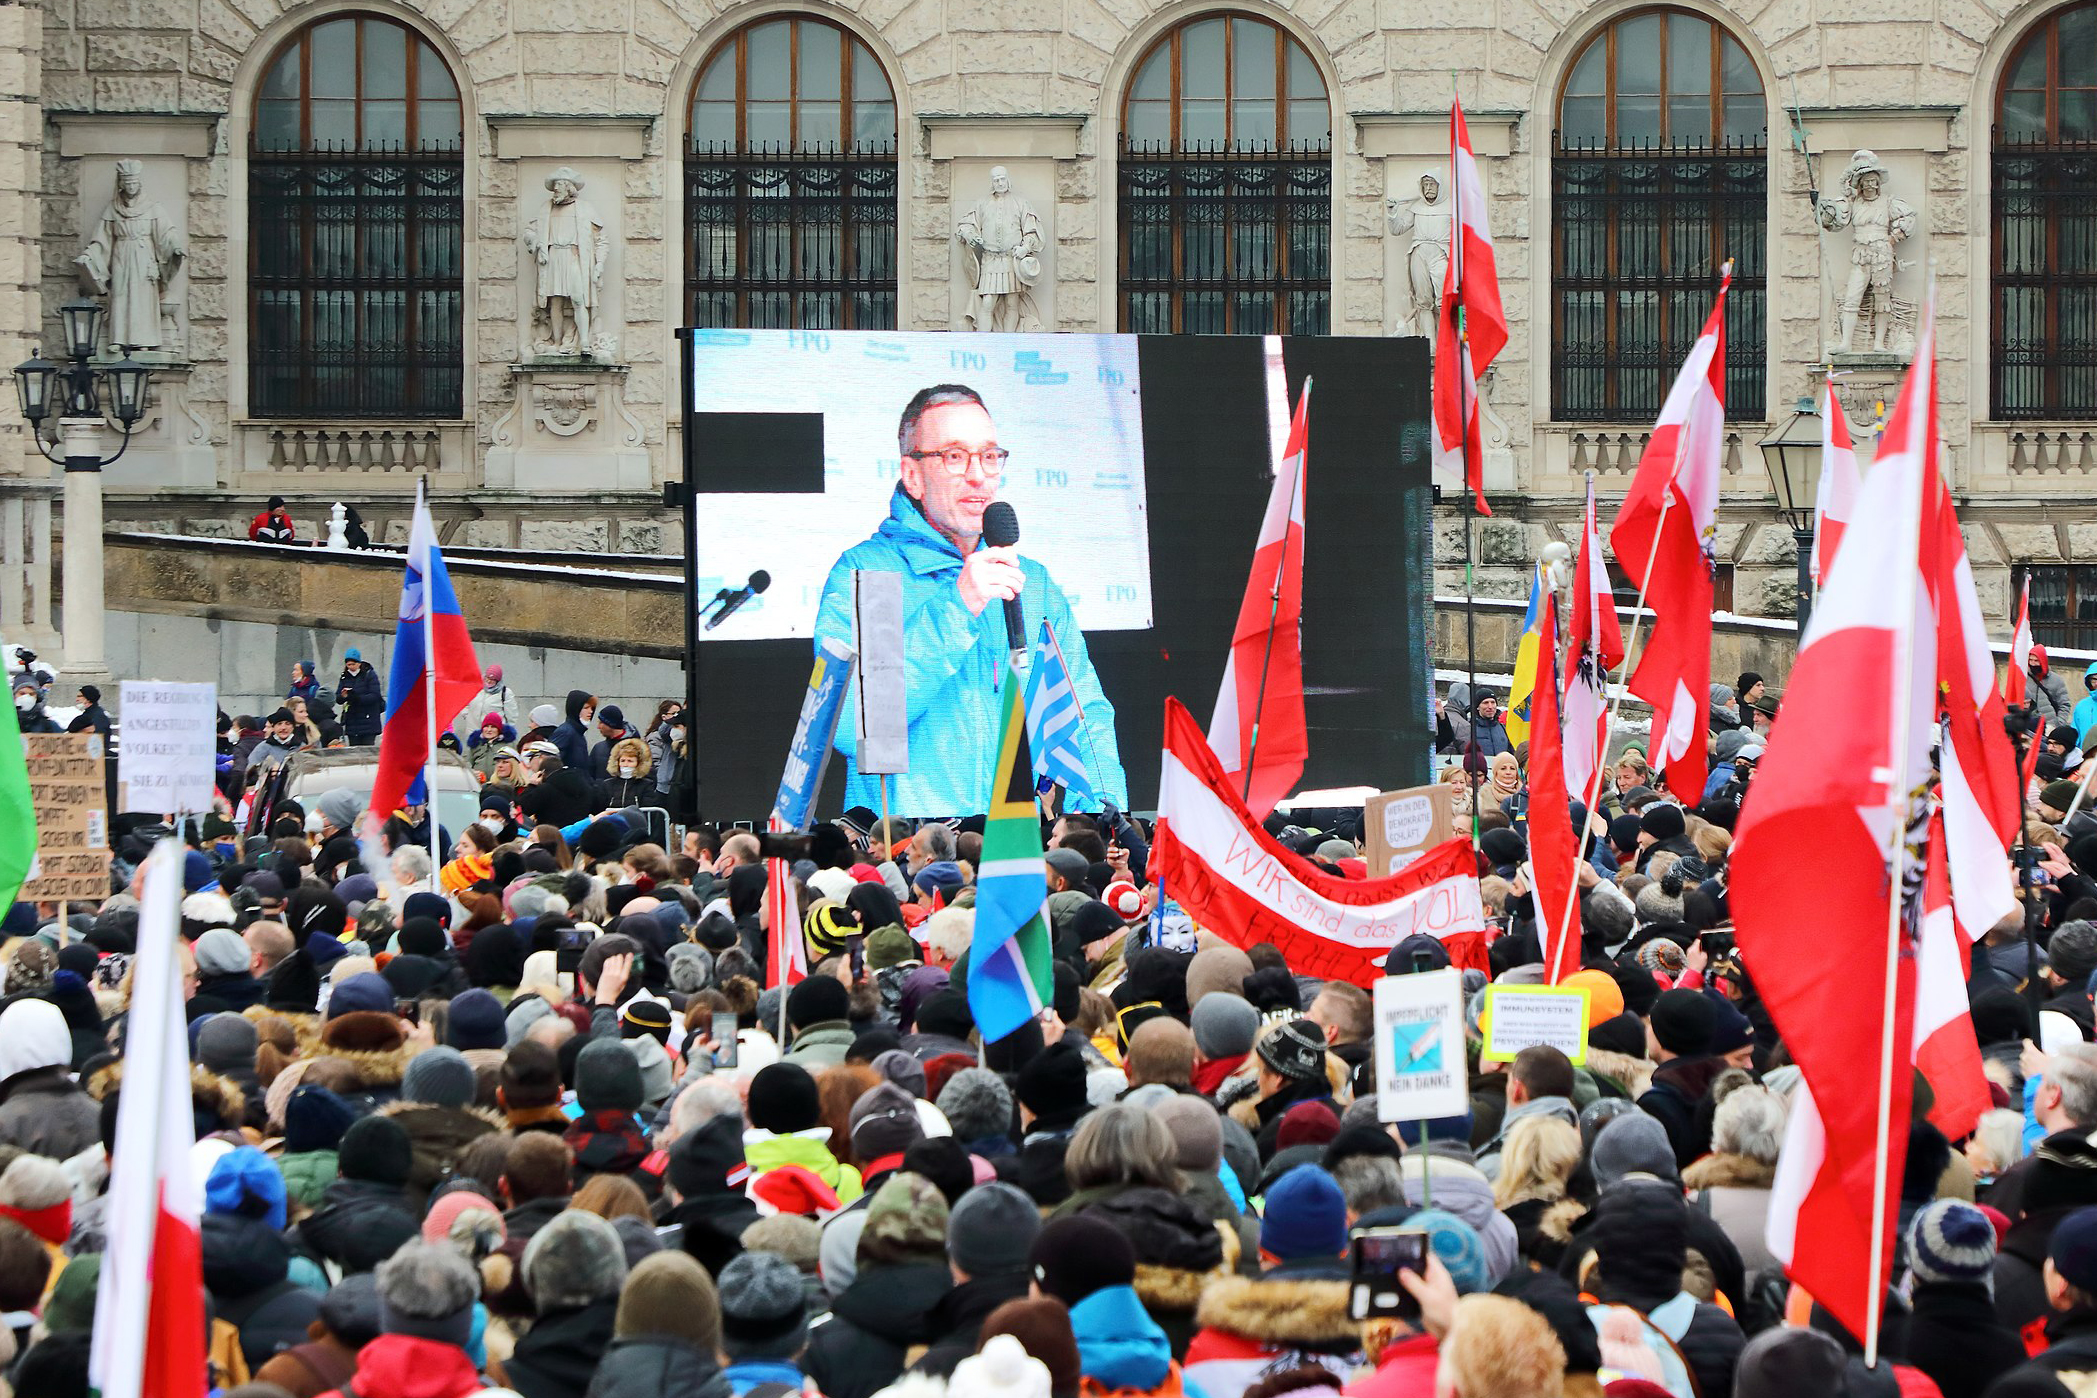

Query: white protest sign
left=118, top=681, right=219, bottom=814
left=1481, top=984, right=1591, bottom=1065
left=1373, top=969, right=1469, bottom=1123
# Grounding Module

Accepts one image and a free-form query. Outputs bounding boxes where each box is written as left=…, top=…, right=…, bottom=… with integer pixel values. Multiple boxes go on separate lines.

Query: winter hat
left=1591, top=1112, right=1679, bottom=1186
left=501, top=1041, right=563, bottom=1112
left=529, top=703, right=560, bottom=728
left=1563, top=969, right=1626, bottom=1028
left=1257, top=1018, right=1330, bottom=1084
left=2051, top=1206, right=2097, bottom=1292
left=1190, top=992, right=1260, bottom=1060
left=982, top=1297, right=1083, bottom=1397
left=1647, top=988, right=1718, bottom=1056
left=1103, top=881, right=1145, bottom=921
left=1639, top=804, right=1686, bottom=841
left=2056, top=922, right=2097, bottom=984
left=851, top=1082, right=927, bottom=1161
left=422, top=1188, right=505, bottom=1248
left=865, top=925, right=918, bottom=970
left=1185, top=941, right=1256, bottom=1010
left=869, top=1050, right=926, bottom=1103
left=748, top=1063, right=823, bottom=1134
left=1154, top=1095, right=1224, bottom=1171
left=193, top=928, right=249, bottom=978
left=1587, top=1011, right=1649, bottom=1059
left=1907, top=1199, right=1997, bottom=1286
left=338, top=1114, right=414, bottom=1187
left=947, top=1181, right=1041, bottom=1279
left=0, top=1161, right=72, bottom=1248
left=1029, top=1214, right=1135, bottom=1307
left=667, top=1114, right=749, bottom=1200
left=1410, top=1207, right=1490, bottom=1294
left=787, top=974, right=849, bottom=1029
left=446, top=989, right=506, bottom=1051
left=937, top=1068, right=1013, bottom=1144
left=616, top=1250, right=722, bottom=1351
left=284, top=1083, right=356, bottom=1154
left=912, top=861, right=967, bottom=901
left=1707, top=999, right=1755, bottom=1056
left=863, top=1170, right=949, bottom=1262
left=620, top=998, right=673, bottom=1045
left=327, top=971, right=395, bottom=1020
left=403, top=1046, right=477, bottom=1110
left=196, top=1014, right=259, bottom=1077
left=717, top=1250, right=809, bottom=1359
left=375, top=1241, right=480, bottom=1350
left=1016, top=1041, right=1089, bottom=1120
left=665, top=943, right=713, bottom=994
left=575, top=1038, right=646, bottom=1115
left=1260, top=1164, right=1348, bottom=1260
left=1385, top=933, right=1452, bottom=976
left=521, top=1210, right=630, bottom=1310
left=201, top=1146, right=287, bottom=1232
left=949, top=1333, right=1053, bottom=1398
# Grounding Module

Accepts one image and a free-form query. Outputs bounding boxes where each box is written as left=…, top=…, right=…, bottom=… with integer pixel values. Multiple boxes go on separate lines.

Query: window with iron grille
left=1552, top=8, right=1766, bottom=422
left=2017, top=564, right=2097, bottom=650
left=249, top=15, right=464, bottom=419
left=685, top=18, right=898, bottom=331
left=1118, top=15, right=1332, bottom=336
left=1993, top=3, right=2097, bottom=420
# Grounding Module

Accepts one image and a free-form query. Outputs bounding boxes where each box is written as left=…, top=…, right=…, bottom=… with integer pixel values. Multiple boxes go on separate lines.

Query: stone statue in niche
left=76, top=159, right=185, bottom=354
left=1384, top=170, right=1450, bottom=340
left=956, top=167, right=1043, bottom=333
left=1818, top=149, right=1917, bottom=357
left=523, top=166, right=611, bottom=358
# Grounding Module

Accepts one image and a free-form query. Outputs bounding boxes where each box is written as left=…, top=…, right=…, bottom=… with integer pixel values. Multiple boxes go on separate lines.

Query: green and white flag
left=0, top=663, right=36, bottom=910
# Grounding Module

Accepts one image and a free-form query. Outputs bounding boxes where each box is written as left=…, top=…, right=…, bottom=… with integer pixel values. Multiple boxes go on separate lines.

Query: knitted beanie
left=1190, top=992, right=1260, bottom=1060
left=402, top=1047, right=477, bottom=1110
left=1908, top=1199, right=1998, bottom=1286
left=575, top=1038, right=646, bottom=1115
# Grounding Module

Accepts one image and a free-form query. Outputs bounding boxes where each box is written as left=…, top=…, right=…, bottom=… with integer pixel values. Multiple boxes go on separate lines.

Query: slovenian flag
left=90, top=838, right=206, bottom=1398
left=368, top=486, right=483, bottom=825
left=967, top=675, right=1055, bottom=1043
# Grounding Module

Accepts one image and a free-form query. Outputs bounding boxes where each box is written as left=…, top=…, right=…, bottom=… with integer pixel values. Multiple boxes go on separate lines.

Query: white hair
left=669, top=1079, right=742, bottom=1142
left=1973, top=1107, right=2028, bottom=1176
left=1710, top=1084, right=1786, bottom=1164
left=923, top=906, right=974, bottom=963
left=391, top=846, right=432, bottom=882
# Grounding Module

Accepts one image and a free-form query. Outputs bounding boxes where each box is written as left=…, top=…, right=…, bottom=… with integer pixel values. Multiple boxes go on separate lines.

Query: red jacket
left=317, top=1335, right=485, bottom=1398
left=1343, top=1332, right=1439, bottom=1397
left=249, top=510, right=296, bottom=543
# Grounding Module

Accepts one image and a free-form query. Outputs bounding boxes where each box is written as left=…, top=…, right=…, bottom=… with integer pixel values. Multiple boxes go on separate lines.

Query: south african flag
left=965, top=673, right=1055, bottom=1044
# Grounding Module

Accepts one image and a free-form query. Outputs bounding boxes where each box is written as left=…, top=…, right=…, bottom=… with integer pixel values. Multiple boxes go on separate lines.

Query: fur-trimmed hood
left=1134, top=1221, right=1241, bottom=1312
left=1538, top=1198, right=1589, bottom=1245
left=316, top=1039, right=414, bottom=1089
left=1585, top=1047, right=1655, bottom=1099
left=1192, top=1272, right=1358, bottom=1348
left=1681, top=1151, right=1775, bottom=1191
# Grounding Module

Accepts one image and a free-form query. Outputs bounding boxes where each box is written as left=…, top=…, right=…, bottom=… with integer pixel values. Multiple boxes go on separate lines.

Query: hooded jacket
left=0, top=1003, right=100, bottom=1160
left=601, top=739, right=655, bottom=810
left=1183, top=1261, right=1357, bottom=1396
left=585, top=1336, right=734, bottom=1398
left=1073, top=1283, right=1207, bottom=1396
left=375, top=1101, right=505, bottom=1204
left=743, top=1129, right=864, bottom=1202
left=801, top=1259, right=952, bottom=1398
left=2030, top=646, right=2074, bottom=727
left=811, top=486, right=1127, bottom=815
left=2075, top=662, right=2097, bottom=745
left=1060, top=1185, right=1231, bottom=1356
left=337, top=663, right=384, bottom=738
left=202, top=1213, right=323, bottom=1373
left=552, top=690, right=597, bottom=772
left=293, top=1177, right=419, bottom=1274
left=504, top=1297, right=620, bottom=1398
left=318, top=1334, right=486, bottom=1398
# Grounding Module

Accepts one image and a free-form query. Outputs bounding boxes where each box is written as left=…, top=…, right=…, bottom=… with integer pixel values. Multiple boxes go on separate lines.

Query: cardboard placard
left=118, top=681, right=219, bottom=814
left=852, top=569, right=909, bottom=776
left=1480, top=984, right=1591, bottom=1066
left=1373, top=968, right=1470, bottom=1123
left=21, top=733, right=111, bottom=901
left=1365, top=784, right=1458, bottom=876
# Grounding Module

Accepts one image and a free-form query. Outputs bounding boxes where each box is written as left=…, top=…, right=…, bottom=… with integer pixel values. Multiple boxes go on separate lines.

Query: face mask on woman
left=619, top=762, right=637, bottom=779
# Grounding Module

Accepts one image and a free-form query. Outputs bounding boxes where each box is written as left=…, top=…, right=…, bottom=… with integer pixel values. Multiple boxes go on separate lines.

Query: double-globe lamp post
left=1759, top=394, right=1825, bottom=639
left=12, top=298, right=152, bottom=687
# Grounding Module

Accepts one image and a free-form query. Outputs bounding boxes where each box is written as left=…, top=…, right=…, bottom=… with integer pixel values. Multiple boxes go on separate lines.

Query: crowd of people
left=12, top=645, right=2097, bottom=1398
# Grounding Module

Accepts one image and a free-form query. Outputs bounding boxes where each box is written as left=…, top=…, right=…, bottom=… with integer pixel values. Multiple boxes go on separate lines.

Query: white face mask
left=479, top=816, right=504, bottom=834
left=13, top=692, right=31, bottom=711
left=671, top=726, right=686, bottom=742
left=619, top=762, right=637, bottom=779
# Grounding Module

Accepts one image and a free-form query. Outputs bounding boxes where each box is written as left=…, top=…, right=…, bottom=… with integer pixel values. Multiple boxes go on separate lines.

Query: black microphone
left=980, top=502, right=1026, bottom=662
left=705, top=569, right=770, bottom=630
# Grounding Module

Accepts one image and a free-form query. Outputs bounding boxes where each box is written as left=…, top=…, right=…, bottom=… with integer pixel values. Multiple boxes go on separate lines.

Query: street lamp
left=1759, top=395, right=1823, bottom=636
left=11, top=297, right=154, bottom=687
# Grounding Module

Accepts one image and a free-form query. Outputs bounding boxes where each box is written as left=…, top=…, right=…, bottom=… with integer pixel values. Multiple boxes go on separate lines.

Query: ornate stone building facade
left=5, top=0, right=2097, bottom=644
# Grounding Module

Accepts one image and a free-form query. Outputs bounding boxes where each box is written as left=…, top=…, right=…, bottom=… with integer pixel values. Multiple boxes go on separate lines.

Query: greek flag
left=1022, top=619, right=1096, bottom=803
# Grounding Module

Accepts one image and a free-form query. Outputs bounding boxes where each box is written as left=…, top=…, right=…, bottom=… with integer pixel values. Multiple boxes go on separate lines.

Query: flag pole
left=421, top=479, right=440, bottom=883
left=1243, top=378, right=1310, bottom=805
left=1863, top=305, right=1934, bottom=1371
left=1546, top=472, right=1610, bottom=976
left=1449, top=87, right=1480, bottom=846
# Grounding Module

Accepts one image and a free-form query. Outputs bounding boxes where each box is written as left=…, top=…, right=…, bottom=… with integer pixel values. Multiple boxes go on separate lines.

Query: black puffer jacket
left=506, top=1298, right=620, bottom=1398
left=1907, top=1278, right=2028, bottom=1398
left=201, top=1214, right=322, bottom=1372
left=910, top=1272, right=1033, bottom=1377
left=585, top=1336, right=733, bottom=1398
left=802, top=1261, right=952, bottom=1398
left=1065, top=1184, right=1229, bottom=1357
left=292, top=1177, right=418, bottom=1274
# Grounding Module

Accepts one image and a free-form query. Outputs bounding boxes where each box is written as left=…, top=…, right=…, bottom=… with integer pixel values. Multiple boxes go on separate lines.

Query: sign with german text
left=118, top=681, right=218, bottom=815
left=22, top=733, right=110, bottom=901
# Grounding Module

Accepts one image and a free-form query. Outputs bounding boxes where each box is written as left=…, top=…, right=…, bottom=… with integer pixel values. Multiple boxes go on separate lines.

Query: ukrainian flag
left=1504, top=565, right=1546, bottom=747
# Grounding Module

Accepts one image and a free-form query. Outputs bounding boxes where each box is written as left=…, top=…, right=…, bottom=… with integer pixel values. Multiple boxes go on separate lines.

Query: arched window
left=249, top=14, right=464, bottom=418
left=685, top=18, right=898, bottom=330
left=1993, top=3, right=2097, bottom=419
left=1119, top=15, right=1332, bottom=335
left=1552, top=9, right=1766, bottom=421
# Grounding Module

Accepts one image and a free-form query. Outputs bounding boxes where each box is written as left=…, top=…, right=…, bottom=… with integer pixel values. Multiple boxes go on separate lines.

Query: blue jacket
left=815, top=488, right=1128, bottom=816
left=2076, top=662, right=2097, bottom=743
left=1069, top=1283, right=1208, bottom=1395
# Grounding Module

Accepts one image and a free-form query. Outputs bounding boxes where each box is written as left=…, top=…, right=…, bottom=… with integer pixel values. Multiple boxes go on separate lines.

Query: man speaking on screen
left=814, top=383, right=1129, bottom=817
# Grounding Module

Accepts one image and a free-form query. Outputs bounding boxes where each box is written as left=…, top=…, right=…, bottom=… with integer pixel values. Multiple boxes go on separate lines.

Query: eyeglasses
left=907, top=446, right=1010, bottom=477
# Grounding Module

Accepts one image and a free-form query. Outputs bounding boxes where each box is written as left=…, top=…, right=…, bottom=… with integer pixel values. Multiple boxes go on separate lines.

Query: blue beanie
left=447, top=988, right=506, bottom=1051
left=204, top=1145, right=289, bottom=1231
left=1260, top=1164, right=1348, bottom=1261
left=183, top=849, right=215, bottom=894
left=284, top=1084, right=357, bottom=1154
left=1409, top=1207, right=1489, bottom=1294
left=1393, top=1113, right=1473, bottom=1146
left=328, top=971, right=396, bottom=1019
